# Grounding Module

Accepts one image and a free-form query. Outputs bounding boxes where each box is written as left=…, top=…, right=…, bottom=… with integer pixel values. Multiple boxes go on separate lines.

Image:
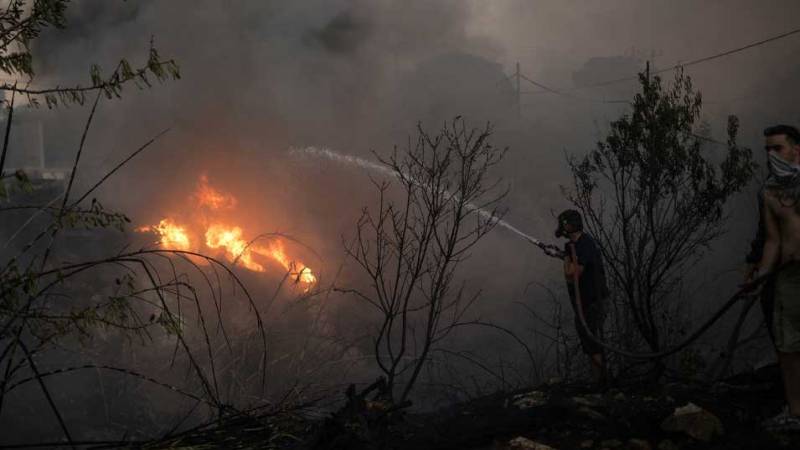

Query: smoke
left=4, top=0, right=800, bottom=440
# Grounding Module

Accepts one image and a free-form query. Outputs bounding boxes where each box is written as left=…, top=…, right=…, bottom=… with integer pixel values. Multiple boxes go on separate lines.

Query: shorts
left=774, top=264, right=800, bottom=353
left=572, top=299, right=606, bottom=355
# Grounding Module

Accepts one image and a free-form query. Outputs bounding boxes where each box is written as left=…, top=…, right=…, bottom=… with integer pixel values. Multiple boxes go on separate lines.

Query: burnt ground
left=397, top=373, right=793, bottom=450
left=139, top=364, right=800, bottom=450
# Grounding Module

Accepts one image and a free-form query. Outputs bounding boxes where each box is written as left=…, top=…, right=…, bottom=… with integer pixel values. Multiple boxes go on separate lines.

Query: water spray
left=289, top=146, right=564, bottom=259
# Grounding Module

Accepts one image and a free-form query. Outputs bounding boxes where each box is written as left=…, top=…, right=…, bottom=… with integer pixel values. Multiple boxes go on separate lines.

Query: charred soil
left=301, top=364, right=798, bottom=450
left=140, top=364, right=800, bottom=450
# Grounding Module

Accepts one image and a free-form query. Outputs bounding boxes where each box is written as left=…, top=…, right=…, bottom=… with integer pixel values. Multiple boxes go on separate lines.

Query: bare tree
left=563, top=66, right=755, bottom=358
left=343, top=118, right=507, bottom=403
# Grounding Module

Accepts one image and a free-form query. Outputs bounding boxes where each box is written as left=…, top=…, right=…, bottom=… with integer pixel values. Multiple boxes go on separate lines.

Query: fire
left=260, top=241, right=317, bottom=285
left=205, top=224, right=264, bottom=273
left=138, top=176, right=317, bottom=290
left=137, top=219, right=192, bottom=251
left=195, top=174, right=237, bottom=210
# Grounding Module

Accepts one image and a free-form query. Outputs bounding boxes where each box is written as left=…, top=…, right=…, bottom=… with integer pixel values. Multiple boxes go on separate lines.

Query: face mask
left=768, top=151, right=799, bottom=178
left=766, top=151, right=800, bottom=191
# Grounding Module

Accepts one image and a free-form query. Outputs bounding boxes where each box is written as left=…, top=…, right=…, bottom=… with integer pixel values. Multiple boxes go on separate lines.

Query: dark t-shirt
left=564, top=233, right=609, bottom=304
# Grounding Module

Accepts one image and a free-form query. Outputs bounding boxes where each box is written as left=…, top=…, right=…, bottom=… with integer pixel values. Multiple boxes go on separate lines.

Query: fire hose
left=530, top=239, right=772, bottom=361
left=524, top=236, right=566, bottom=259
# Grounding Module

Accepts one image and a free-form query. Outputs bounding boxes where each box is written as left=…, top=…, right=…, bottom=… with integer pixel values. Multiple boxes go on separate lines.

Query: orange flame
left=139, top=219, right=192, bottom=251
left=205, top=224, right=264, bottom=272
left=137, top=176, right=317, bottom=290
left=257, top=241, right=318, bottom=285
left=195, top=174, right=237, bottom=210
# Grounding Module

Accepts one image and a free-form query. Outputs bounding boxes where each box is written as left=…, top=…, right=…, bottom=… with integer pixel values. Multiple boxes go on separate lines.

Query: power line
left=518, top=72, right=629, bottom=104
left=506, top=25, right=800, bottom=109
left=575, top=25, right=800, bottom=90
left=518, top=73, right=562, bottom=96
left=504, top=61, right=630, bottom=105
left=508, top=64, right=737, bottom=146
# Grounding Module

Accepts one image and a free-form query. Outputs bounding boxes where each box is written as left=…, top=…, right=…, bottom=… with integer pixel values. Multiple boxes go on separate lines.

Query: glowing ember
left=137, top=176, right=317, bottom=290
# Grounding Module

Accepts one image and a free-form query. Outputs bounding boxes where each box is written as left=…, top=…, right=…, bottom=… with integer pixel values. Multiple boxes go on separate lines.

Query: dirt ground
left=140, top=364, right=800, bottom=450
left=392, top=365, right=799, bottom=450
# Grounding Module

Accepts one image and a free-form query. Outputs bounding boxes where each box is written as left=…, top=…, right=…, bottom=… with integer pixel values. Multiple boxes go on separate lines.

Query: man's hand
left=739, top=265, right=764, bottom=295
left=541, top=244, right=564, bottom=259
left=743, top=264, right=758, bottom=284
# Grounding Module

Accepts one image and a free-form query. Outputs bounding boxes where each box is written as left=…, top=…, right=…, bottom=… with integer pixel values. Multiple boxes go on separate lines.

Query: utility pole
left=514, top=61, right=521, bottom=118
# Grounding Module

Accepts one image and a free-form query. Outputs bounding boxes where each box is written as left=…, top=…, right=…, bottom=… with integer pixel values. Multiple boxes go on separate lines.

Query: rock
left=573, top=395, right=606, bottom=408
left=660, top=402, right=724, bottom=442
left=365, top=400, right=388, bottom=412
left=656, top=439, right=678, bottom=450
left=599, top=438, right=622, bottom=448
left=627, top=438, right=652, bottom=450
left=713, top=380, right=773, bottom=394
left=512, top=390, right=549, bottom=409
left=675, top=402, right=702, bottom=414
left=579, top=439, right=594, bottom=448
left=612, top=392, right=627, bottom=402
left=577, top=406, right=607, bottom=421
left=710, top=382, right=731, bottom=394
left=508, top=436, right=557, bottom=450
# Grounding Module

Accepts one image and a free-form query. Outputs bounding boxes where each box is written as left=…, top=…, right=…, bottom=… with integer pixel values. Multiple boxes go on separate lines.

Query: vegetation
left=343, top=118, right=508, bottom=403
left=0, top=3, right=776, bottom=448
left=0, top=0, right=179, bottom=107
left=564, top=65, right=756, bottom=364
left=0, top=1, right=256, bottom=445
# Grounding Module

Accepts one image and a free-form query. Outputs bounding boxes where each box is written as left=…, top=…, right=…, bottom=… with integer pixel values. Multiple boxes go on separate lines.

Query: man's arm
left=745, top=192, right=766, bottom=280
left=563, top=243, right=585, bottom=278
left=759, top=192, right=781, bottom=275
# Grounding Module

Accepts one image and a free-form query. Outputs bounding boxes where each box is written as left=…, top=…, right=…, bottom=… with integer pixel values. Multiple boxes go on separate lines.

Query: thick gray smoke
left=27, top=0, right=800, bottom=251
left=3, top=0, right=800, bottom=441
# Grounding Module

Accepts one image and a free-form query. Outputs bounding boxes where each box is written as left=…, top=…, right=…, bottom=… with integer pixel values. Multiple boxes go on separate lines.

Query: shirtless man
left=757, top=125, right=800, bottom=430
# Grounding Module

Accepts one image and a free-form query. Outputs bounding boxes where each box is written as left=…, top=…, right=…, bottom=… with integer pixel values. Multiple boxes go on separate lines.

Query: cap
left=555, top=209, right=583, bottom=238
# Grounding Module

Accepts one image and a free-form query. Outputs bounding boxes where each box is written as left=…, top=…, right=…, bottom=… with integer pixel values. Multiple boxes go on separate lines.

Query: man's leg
left=779, top=351, right=800, bottom=416
left=589, top=353, right=606, bottom=385
left=762, top=270, right=800, bottom=428
left=761, top=278, right=776, bottom=344
left=588, top=301, right=607, bottom=385
left=774, top=265, right=800, bottom=415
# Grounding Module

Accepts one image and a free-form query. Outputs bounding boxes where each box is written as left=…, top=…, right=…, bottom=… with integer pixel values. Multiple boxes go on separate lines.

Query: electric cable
left=574, top=25, right=800, bottom=90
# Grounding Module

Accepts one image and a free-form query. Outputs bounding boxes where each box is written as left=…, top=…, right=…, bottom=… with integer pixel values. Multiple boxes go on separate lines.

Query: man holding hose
left=756, top=125, right=800, bottom=431
left=556, top=209, right=609, bottom=388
